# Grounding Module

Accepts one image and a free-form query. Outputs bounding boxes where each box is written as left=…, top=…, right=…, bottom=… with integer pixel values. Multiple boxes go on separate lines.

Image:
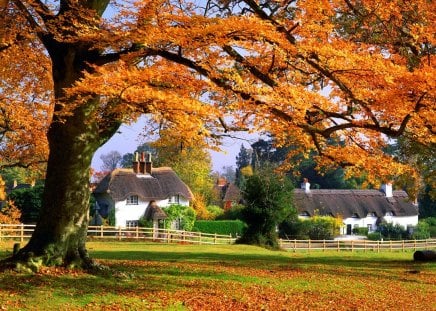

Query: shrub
left=164, top=204, right=196, bottom=231
left=352, top=227, right=369, bottom=236
left=138, top=216, right=153, bottom=228
left=107, top=207, right=116, bottom=226
left=422, top=217, right=436, bottom=237
left=192, top=220, right=247, bottom=237
left=367, top=232, right=382, bottom=241
left=307, top=216, right=341, bottom=240
left=280, top=216, right=341, bottom=240
left=206, top=205, right=224, bottom=219
left=218, top=204, right=245, bottom=220
left=376, top=222, right=407, bottom=240
left=412, top=221, right=431, bottom=239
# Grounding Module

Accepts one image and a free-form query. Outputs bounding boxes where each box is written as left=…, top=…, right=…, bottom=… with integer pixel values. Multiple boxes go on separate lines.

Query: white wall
left=341, top=215, right=418, bottom=235
left=114, top=196, right=190, bottom=227
left=114, top=198, right=150, bottom=227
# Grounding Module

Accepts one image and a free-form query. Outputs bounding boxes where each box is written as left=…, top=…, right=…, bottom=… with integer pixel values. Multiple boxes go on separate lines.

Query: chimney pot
left=133, top=152, right=140, bottom=173
left=145, top=153, right=152, bottom=174
left=381, top=182, right=393, bottom=198
left=301, top=178, right=310, bottom=193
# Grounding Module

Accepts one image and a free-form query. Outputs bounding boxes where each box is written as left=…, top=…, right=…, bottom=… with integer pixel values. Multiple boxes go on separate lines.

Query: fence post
left=100, top=225, right=104, bottom=238
left=229, top=234, right=232, bottom=244
left=377, top=240, right=380, bottom=253
left=136, top=226, right=139, bottom=239
left=294, top=239, right=297, bottom=253
left=199, top=232, right=202, bottom=244
left=402, top=240, right=405, bottom=252
left=414, top=239, right=417, bottom=251
left=323, top=239, right=326, bottom=252
left=337, top=240, right=340, bottom=252
left=351, top=240, right=354, bottom=252
left=308, top=239, right=311, bottom=252
left=214, top=234, right=217, bottom=245
left=20, top=224, right=24, bottom=243
left=118, top=227, right=122, bottom=241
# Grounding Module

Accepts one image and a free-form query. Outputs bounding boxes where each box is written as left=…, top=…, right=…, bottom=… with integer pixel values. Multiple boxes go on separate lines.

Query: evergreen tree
left=235, top=144, right=252, bottom=187
left=237, top=169, right=295, bottom=249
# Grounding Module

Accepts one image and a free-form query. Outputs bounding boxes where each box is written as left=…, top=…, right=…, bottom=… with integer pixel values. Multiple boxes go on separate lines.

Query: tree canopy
left=0, top=0, right=434, bottom=269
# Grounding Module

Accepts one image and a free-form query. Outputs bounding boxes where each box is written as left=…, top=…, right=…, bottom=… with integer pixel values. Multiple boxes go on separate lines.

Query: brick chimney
left=132, top=152, right=140, bottom=174
left=139, top=152, right=146, bottom=174
left=301, top=178, right=310, bottom=193
left=145, top=153, right=152, bottom=174
left=381, top=182, right=393, bottom=198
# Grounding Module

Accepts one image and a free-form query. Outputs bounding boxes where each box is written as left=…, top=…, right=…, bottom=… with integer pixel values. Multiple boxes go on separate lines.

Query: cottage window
left=126, top=220, right=138, bottom=228
left=127, top=195, right=139, bottom=205
left=168, top=195, right=180, bottom=204
left=367, top=224, right=373, bottom=232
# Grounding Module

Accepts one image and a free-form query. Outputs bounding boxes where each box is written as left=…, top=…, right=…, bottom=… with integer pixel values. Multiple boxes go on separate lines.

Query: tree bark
left=3, top=43, right=116, bottom=271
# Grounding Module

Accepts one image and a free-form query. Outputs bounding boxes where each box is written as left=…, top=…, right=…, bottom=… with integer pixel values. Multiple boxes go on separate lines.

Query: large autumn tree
left=0, top=0, right=433, bottom=270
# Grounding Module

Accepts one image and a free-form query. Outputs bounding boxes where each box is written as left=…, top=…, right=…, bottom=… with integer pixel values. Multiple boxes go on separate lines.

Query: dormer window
left=299, top=211, right=310, bottom=217
left=367, top=212, right=376, bottom=217
left=385, top=211, right=394, bottom=216
left=351, top=213, right=359, bottom=218
left=126, top=195, right=139, bottom=205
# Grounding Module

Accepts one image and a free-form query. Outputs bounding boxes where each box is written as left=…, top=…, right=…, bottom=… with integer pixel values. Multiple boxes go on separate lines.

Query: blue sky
left=91, top=117, right=256, bottom=172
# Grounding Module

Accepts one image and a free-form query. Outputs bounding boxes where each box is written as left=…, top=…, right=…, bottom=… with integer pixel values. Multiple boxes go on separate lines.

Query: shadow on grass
left=89, top=248, right=435, bottom=283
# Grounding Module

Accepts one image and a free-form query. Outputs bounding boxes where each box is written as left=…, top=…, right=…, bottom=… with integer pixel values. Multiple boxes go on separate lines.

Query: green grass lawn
left=0, top=241, right=435, bottom=310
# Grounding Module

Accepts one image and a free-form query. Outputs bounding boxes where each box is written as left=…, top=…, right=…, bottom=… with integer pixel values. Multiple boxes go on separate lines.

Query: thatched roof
left=143, top=204, right=167, bottom=220
left=293, top=189, right=418, bottom=218
left=93, top=167, right=193, bottom=201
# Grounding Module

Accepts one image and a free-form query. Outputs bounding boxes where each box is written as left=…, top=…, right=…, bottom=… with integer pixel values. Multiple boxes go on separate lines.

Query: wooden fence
left=279, top=238, right=436, bottom=252
left=1, top=224, right=436, bottom=251
left=0, top=224, right=236, bottom=245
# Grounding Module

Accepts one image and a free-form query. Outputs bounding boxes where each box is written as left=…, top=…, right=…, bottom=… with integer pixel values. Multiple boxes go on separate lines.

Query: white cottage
left=93, top=152, right=193, bottom=228
left=294, top=180, right=419, bottom=235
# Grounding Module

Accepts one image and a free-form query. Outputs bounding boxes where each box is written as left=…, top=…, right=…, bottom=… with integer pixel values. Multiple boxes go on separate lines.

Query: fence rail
left=279, top=238, right=436, bottom=252
left=1, top=224, right=436, bottom=251
left=0, top=224, right=236, bottom=245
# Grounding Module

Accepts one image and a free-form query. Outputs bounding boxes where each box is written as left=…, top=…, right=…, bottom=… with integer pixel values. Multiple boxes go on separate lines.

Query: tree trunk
left=14, top=102, right=101, bottom=270
left=3, top=43, right=116, bottom=271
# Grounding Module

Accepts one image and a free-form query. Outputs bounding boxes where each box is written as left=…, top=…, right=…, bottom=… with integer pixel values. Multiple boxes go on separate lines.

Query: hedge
left=192, top=220, right=247, bottom=237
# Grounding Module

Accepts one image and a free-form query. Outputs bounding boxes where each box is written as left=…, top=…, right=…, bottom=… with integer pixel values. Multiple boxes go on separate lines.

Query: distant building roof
left=93, top=167, right=193, bottom=202
left=293, top=189, right=418, bottom=218
left=223, top=183, right=241, bottom=203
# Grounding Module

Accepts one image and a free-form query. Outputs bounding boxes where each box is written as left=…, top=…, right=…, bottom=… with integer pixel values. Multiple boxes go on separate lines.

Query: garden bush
left=192, top=220, right=247, bottom=237
left=352, top=227, right=369, bottom=236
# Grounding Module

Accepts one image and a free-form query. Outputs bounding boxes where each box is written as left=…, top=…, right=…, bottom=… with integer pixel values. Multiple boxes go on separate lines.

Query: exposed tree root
left=0, top=248, right=109, bottom=275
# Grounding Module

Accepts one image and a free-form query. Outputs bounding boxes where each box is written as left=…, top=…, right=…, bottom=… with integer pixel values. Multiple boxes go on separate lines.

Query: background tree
left=151, top=136, right=215, bottom=207
left=386, top=134, right=435, bottom=216
left=99, top=151, right=122, bottom=172
left=8, top=183, right=44, bottom=223
left=235, top=144, right=252, bottom=188
left=1, top=0, right=433, bottom=270
left=120, top=144, right=157, bottom=168
left=220, top=166, right=236, bottom=183
left=237, top=169, right=295, bottom=249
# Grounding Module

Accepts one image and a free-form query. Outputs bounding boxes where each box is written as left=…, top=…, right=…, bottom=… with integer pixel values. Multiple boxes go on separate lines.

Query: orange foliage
left=191, top=193, right=212, bottom=220
left=1, top=0, right=434, bottom=194
left=0, top=201, right=21, bottom=224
